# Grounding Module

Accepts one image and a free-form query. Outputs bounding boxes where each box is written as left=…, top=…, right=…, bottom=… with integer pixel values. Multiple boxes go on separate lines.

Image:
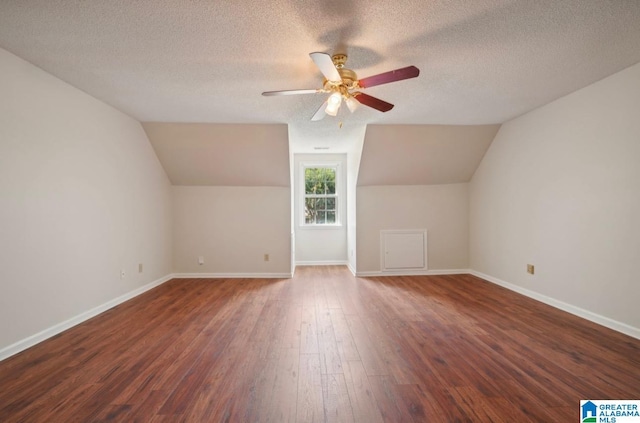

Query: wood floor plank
left=296, top=354, right=325, bottom=422
left=342, top=360, right=385, bottom=423
left=368, top=375, right=416, bottom=423
left=323, top=276, right=343, bottom=309
left=358, top=310, right=419, bottom=384
left=301, top=306, right=320, bottom=354
left=321, top=373, right=354, bottom=423
left=120, top=389, right=168, bottom=423
left=280, top=304, right=303, bottom=350
left=1, top=266, right=639, bottom=422
left=345, top=315, right=389, bottom=376
left=316, top=308, right=343, bottom=375
left=266, top=347, right=300, bottom=423
left=449, top=386, right=509, bottom=423
left=328, top=308, right=361, bottom=362
left=243, top=354, right=279, bottom=423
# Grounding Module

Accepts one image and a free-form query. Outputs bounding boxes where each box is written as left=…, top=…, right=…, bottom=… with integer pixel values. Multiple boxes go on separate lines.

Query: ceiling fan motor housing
left=323, top=54, right=359, bottom=93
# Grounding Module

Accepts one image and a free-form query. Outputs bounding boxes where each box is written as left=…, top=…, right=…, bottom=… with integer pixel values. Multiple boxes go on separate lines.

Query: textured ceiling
left=1, top=0, right=639, bottom=140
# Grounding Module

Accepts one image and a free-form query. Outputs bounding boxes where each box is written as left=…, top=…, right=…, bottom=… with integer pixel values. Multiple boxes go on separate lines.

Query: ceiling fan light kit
left=262, top=52, right=420, bottom=121
left=325, top=92, right=342, bottom=116
left=345, top=96, right=359, bottom=113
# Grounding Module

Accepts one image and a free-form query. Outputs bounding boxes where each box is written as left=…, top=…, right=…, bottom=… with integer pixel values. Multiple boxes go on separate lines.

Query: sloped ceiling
left=1, top=1, right=640, bottom=182
left=143, top=123, right=289, bottom=186
left=0, top=1, right=639, bottom=129
left=358, top=125, right=500, bottom=186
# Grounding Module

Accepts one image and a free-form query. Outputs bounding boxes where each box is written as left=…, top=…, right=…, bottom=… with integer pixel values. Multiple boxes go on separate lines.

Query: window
left=303, top=165, right=338, bottom=225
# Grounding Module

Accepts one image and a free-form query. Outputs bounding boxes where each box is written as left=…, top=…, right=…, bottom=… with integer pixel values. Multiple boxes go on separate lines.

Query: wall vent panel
left=380, top=230, right=428, bottom=270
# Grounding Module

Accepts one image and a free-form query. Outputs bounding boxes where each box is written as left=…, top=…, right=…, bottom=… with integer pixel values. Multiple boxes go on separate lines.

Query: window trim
left=299, top=162, right=342, bottom=228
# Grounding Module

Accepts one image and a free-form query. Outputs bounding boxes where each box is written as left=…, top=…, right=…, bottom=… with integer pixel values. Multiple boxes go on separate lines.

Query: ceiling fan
left=262, top=52, right=420, bottom=121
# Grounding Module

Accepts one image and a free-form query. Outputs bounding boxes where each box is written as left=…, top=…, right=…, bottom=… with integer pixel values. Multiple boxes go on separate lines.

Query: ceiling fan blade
left=311, top=100, right=328, bottom=121
left=354, top=93, right=394, bottom=112
left=357, top=66, right=420, bottom=88
left=309, top=52, right=342, bottom=82
left=262, top=89, right=320, bottom=96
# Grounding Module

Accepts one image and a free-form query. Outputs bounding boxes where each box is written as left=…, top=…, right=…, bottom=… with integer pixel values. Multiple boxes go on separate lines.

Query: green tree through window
left=304, top=167, right=337, bottom=224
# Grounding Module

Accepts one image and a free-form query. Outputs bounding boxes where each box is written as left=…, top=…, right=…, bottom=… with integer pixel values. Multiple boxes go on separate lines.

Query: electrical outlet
left=138, top=263, right=143, bottom=273
left=120, top=269, right=125, bottom=279
left=198, top=256, right=204, bottom=265
left=527, top=264, right=535, bottom=275
left=264, top=253, right=270, bottom=262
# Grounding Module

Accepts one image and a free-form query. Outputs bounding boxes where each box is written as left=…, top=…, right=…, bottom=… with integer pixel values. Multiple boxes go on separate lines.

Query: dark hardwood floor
left=1, top=266, right=639, bottom=422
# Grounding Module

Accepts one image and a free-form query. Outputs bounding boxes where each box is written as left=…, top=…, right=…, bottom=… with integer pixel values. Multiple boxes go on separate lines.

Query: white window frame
left=299, top=162, right=342, bottom=228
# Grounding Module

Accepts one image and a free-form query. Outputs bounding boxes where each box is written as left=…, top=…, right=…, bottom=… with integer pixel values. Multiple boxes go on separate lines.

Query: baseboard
left=172, top=272, right=293, bottom=279
left=295, top=260, right=349, bottom=266
left=356, top=269, right=470, bottom=277
left=470, top=270, right=640, bottom=340
left=0, top=273, right=174, bottom=362
left=347, top=262, right=356, bottom=276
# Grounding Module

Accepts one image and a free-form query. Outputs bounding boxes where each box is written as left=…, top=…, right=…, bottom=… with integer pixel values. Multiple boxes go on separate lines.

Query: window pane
left=325, top=167, right=335, bottom=178
left=305, top=198, right=318, bottom=223
left=305, top=168, right=321, bottom=194
left=306, top=180, right=319, bottom=194
left=304, top=168, right=313, bottom=182
left=305, top=167, right=336, bottom=192
left=303, top=166, right=338, bottom=225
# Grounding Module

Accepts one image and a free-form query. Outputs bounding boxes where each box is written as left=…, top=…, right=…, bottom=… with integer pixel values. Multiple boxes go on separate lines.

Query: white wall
left=172, top=186, right=291, bottom=275
left=346, top=133, right=366, bottom=273
left=0, top=48, right=173, bottom=352
left=470, top=62, right=640, bottom=332
left=288, top=128, right=296, bottom=274
left=356, top=184, right=469, bottom=273
left=294, top=154, right=348, bottom=264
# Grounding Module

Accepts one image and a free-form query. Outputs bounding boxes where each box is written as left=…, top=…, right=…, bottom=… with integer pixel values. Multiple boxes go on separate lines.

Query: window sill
left=298, top=223, right=344, bottom=231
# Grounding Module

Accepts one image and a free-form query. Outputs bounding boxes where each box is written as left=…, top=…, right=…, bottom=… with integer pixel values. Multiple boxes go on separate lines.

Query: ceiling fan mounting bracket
left=331, top=54, right=348, bottom=69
